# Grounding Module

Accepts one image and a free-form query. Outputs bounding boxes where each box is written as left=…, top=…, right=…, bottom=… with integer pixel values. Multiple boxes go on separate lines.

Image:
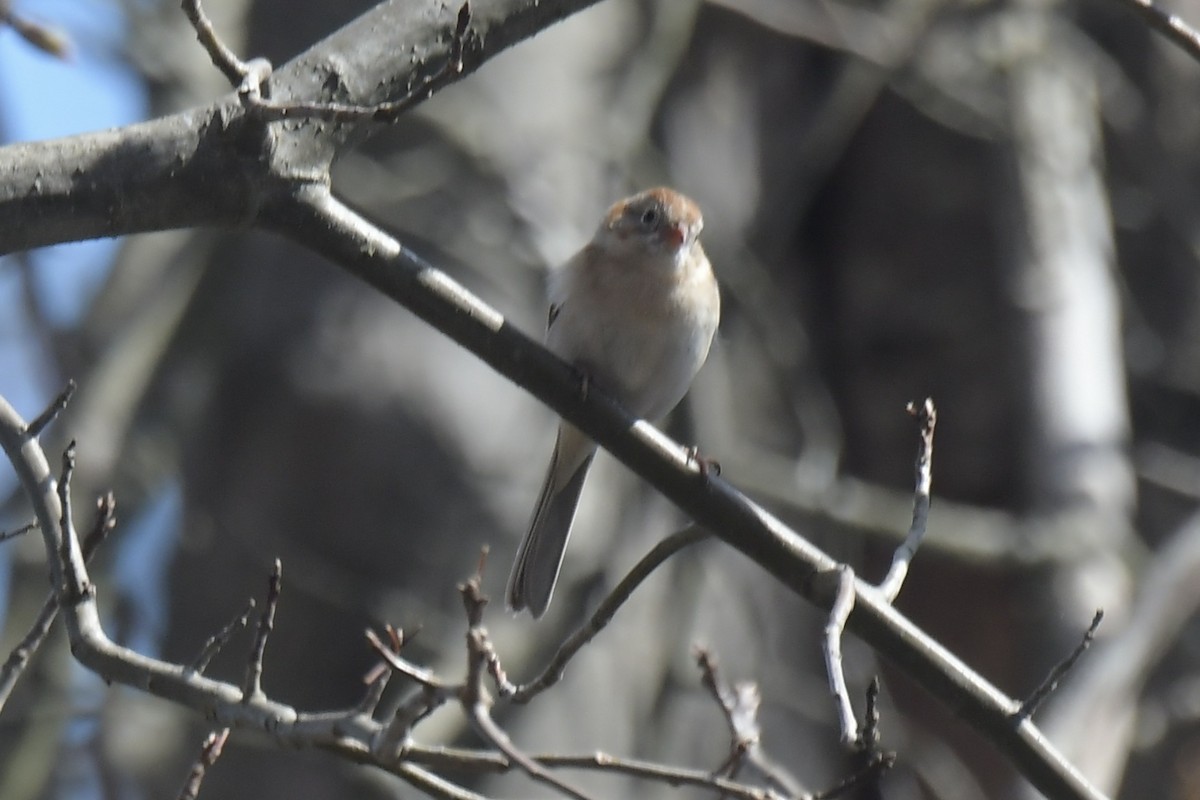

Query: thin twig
left=0, top=521, right=37, bottom=543
left=0, top=7, right=70, bottom=58
left=820, top=566, right=859, bottom=745
left=363, top=624, right=413, bottom=686
left=838, top=678, right=891, bottom=800
left=697, top=648, right=760, bottom=759
left=0, top=493, right=114, bottom=712
left=696, top=648, right=806, bottom=798
left=403, top=744, right=797, bottom=799
left=457, top=575, right=597, bottom=800
left=373, top=600, right=464, bottom=754
left=405, top=743, right=806, bottom=800
left=374, top=633, right=460, bottom=758
left=861, top=677, right=881, bottom=752
left=1015, top=610, right=1105, bottom=721
left=878, top=398, right=936, bottom=601
left=358, top=624, right=413, bottom=715
left=509, top=525, right=708, bottom=702
left=242, top=559, right=281, bottom=702
left=538, top=752, right=794, bottom=800
left=176, top=727, right=230, bottom=800
left=26, top=379, right=75, bottom=439
left=397, top=763, right=491, bottom=800
left=180, top=0, right=251, bottom=86
left=470, top=703, right=597, bottom=800
left=82, top=492, right=117, bottom=560
left=366, top=628, right=456, bottom=693
left=1110, top=0, right=1200, bottom=64
left=380, top=687, right=451, bottom=754
left=56, top=442, right=90, bottom=603
left=189, top=598, right=257, bottom=674
left=357, top=670, right=390, bottom=717
left=810, top=751, right=895, bottom=800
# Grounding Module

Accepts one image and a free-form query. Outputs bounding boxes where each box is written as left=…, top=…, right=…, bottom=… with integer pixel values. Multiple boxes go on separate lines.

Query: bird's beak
left=662, top=222, right=688, bottom=250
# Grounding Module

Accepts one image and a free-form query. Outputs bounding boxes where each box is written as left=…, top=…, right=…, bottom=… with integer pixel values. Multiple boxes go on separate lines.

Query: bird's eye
left=639, top=207, right=660, bottom=228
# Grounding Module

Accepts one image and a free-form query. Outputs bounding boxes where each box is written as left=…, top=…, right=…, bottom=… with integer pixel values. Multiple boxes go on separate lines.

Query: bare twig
left=0, top=6, right=70, bottom=58
left=834, top=679, right=891, bottom=800
left=363, top=624, right=415, bottom=686
left=1109, top=0, right=1200, bottom=64
left=878, top=398, right=936, bottom=601
left=358, top=624, right=414, bottom=715
left=82, top=492, right=117, bottom=560
left=357, top=673, right=390, bottom=719
left=457, top=575, right=596, bottom=800
left=404, top=744, right=799, bottom=799
left=0, top=521, right=37, bottom=543
left=372, top=575, right=497, bottom=758
left=537, top=752, right=793, bottom=800
left=180, top=0, right=253, bottom=87
left=0, top=492, right=114, bottom=712
left=176, top=727, right=230, bottom=800
left=376, top=670, right=457, bottom=756
left=819, top=566, right=859, bottom=746
left=180, top=0, right=275, bottom=105
left=810, top=751, right=895, bottom=800
left=366, top=628, right=455, bottom=693
left=816, top=400, right=934, bottom=754
left=242, top=559, right=281, bottom=702
left=509, top=525, right=708, bottom=702
left=395, top=764, right=490, bottom=800
left=26, top=379, right=75, bottom=439
left=697, top=647, right=761, bottom=761
left=821, top=401, right=932, bottom=749
left=1015, top=610, right=1105, bottom=721
left=697, top=648, right=806, bottom=798
left=56, top=442, right=90, bottom=604
left=470, top=703, right=597, bottom=800
left=861, top=677, right=882, bottom=752
left=189, top=598, right=257, bottom=674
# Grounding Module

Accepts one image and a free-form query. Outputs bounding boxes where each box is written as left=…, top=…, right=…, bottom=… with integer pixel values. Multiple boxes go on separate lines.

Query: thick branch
left=0, top=0, right=605, bottom=254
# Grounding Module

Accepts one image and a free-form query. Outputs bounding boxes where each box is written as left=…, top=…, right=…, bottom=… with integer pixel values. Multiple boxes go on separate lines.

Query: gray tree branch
left=0, top=0, right=605, bottom=254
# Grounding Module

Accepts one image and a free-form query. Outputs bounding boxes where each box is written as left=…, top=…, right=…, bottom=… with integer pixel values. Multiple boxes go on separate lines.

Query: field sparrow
left=507, top=187, right=721, bottom=618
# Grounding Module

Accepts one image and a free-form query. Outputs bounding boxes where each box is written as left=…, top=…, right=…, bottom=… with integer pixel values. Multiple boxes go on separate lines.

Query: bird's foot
left=686, top=446, right=721, bottom=479
left=569, top=363, right=594, bottom=402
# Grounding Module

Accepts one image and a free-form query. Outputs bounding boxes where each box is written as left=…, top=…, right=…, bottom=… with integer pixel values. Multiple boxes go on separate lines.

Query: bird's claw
left=686, top=446, right=721, bottom=478
left=570, top=365, right=592, bottom=402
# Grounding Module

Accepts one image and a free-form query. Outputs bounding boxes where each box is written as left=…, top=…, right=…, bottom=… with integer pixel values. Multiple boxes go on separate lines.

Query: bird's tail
left=507, top=432, right=594, bottom=618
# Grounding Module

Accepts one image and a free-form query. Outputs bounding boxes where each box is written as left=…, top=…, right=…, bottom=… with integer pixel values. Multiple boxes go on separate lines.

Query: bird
left=507, top=187, right=721, bottom=618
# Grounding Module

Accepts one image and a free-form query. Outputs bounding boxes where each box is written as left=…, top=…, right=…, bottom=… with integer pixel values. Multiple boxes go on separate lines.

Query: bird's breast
left=549, top=260, right=718, bottom=420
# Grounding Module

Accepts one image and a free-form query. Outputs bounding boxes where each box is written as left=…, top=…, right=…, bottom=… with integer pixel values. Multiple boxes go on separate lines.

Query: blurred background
left=2, top=0, right=1199, bottom=797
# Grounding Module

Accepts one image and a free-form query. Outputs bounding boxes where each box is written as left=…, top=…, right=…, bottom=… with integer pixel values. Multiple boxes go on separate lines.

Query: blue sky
left=0, top=0, right=147, bottom=461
